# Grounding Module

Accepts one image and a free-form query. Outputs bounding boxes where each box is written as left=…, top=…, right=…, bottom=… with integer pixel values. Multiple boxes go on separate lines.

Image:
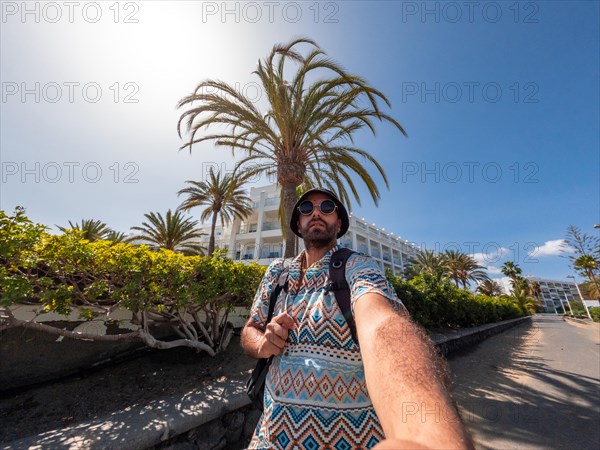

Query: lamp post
left=567, top=275, right=592, bottom=320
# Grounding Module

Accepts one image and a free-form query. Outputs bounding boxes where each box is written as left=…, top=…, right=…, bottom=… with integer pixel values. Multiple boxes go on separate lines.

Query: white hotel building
left=529, top=277, right=583, bottom=313
left=198, top=183, right=419, bottom=276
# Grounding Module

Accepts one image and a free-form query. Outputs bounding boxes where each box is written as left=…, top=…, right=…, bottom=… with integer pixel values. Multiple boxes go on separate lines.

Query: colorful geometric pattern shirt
left=248, top=244, right=404, bottom=449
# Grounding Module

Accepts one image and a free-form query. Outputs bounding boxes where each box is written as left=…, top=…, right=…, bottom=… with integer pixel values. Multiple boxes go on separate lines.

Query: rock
left=223, top=410, right=245, bottom=443
left=243, top=409, right=262, bottom=439
left=212, top=437, right=226, bottom=450
left=160, top=442, right=196, bottom=450
left=194, top=419, right=226, bottom=450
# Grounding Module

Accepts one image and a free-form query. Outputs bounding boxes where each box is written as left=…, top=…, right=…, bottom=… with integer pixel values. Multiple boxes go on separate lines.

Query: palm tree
left=58, top=219, right=111, bottom=241
left=501, top=261, right=522, bottom=289
left=177, top=169, right=252, bottom=256
left=130, top=210, right=206, bottom=255
left=104, top=230, right=131, bottom=244
left=177, top=37, right=406, bottom=257
left=412, top=249, right=446, bottom=280
left=562, top=225, right=600, bottom=292
left=573, top=254, right=599, bottom=291
left=442, top=250, right=490, bottom=289
left=512, top=277, right=537, bottom=314
left=528, top=280, right=541, bottom=299
left=476, top=279, right=503, bottom=297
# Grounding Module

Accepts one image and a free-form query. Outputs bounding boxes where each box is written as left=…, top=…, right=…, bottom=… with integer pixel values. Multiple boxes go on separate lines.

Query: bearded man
left=242, top=188, right=472, bottom=449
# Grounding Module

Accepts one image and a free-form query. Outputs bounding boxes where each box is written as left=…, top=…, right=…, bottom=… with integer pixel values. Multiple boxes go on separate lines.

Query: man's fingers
left=273, top=312, right=296, bottom=329
left=267, top=332, right=286, bottom=349
left=262, top=339, right=283, bottom=357
left=267, top=322, right=289, bottom=341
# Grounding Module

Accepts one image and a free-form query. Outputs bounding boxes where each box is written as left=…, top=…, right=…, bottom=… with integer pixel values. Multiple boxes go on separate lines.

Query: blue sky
left=1, top=1, right=598, bottom=285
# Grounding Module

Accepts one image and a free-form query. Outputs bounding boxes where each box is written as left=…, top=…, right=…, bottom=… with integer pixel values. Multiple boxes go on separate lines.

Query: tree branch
left=0, top=307, right=216, bottom=355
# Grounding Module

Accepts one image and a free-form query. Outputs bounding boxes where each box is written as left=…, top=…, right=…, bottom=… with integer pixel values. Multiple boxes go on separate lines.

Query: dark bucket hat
left=290, top=188, right=350, bottom=238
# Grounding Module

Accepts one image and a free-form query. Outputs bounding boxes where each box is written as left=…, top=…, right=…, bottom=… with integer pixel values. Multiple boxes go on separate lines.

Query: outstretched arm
left=355, top=293, right=473, bottom=450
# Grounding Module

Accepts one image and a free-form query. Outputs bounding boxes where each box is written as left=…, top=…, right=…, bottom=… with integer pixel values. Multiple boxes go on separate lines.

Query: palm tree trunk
left=208, top=211, right=218, bottom=256
left=282, top=183, right=298, bottom=258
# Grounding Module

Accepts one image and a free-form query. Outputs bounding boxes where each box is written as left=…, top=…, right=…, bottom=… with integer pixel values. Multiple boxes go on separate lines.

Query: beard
left=300, top=219, right=338, bottom=250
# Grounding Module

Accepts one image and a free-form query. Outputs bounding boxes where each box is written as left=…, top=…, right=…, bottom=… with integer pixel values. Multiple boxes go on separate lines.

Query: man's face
left=296, top=193, right=342, bottom=249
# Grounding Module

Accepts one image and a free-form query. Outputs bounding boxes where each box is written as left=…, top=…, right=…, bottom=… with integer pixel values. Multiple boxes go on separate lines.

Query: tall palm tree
left=476, top=279, right=503, bottom=297
left=58, top=219, right=111, bottom=241
left=562, top=225, right=600, bottom=293
left=442, top=250, right=490, bottom=289
left=177, top=37, right=406, bottom=257
left=130, top=210, right=205, bottom=255
left=177, top=169, right=253, bottom=256
left=501, top=261, right=522, bottom=290
left=573, top=254, right=599, bottom=291
left=412, top=249, right=446, bottom=280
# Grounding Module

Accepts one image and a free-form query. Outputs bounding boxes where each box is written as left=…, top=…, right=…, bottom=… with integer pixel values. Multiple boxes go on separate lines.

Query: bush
left=0, top=208, right=265, bottom=354
left=589, top=308, right=600, bottom=323
left=387, top=272, right=525, bottom=329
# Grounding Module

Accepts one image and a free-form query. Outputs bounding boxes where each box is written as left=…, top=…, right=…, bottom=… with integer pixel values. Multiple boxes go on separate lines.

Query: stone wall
left=1, top=305, right=251, bottom=392
left=151, top=405, right=262, bottom=450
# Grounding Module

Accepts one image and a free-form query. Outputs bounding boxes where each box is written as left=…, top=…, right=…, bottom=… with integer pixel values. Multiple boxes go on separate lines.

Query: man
left=241, top=189, right=472, bottom=449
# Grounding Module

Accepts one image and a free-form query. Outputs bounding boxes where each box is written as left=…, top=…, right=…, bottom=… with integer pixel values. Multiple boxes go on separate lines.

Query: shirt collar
left=293, top=244, right=342, bottom=270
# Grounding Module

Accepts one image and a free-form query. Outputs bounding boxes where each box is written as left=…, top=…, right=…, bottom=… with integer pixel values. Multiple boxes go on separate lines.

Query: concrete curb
left=2, top=378, right=252, bottom=450
left=3, top=316, right=532, bottom=450
left=563, top=315, right=596, bottom=325
left=431, top=316, right=532, bottom=355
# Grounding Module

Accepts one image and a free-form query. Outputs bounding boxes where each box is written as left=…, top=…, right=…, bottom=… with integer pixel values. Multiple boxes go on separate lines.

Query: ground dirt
left=0, top=331, right=255, bottom=444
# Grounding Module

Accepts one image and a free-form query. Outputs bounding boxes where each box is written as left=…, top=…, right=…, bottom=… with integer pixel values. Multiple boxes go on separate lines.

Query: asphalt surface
left=448, top=315, right=600, bottom=450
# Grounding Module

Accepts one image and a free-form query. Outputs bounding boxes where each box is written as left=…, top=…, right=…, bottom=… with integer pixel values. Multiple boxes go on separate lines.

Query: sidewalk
left=1, top=316, right=531, bottom=450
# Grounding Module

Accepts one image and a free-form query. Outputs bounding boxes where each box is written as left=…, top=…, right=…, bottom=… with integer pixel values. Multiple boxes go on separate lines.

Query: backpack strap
left=265, top=260, right=291, bottom=327
left=328, top=248, right=358, bottom=345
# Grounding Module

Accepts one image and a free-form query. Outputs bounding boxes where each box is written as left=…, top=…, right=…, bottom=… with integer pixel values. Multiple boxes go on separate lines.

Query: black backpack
left=246, top=248, right=357, bottom=411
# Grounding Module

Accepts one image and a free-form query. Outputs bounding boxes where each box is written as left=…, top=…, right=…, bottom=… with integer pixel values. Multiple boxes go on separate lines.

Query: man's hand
left=241, top=312, right=296, bottom=359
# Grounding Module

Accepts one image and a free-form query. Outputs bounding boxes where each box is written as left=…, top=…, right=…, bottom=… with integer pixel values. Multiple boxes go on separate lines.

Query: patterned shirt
left=248, top=244, right=403, bottom=449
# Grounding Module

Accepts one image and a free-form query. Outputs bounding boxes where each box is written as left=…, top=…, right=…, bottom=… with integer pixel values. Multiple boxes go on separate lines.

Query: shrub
left=0, top=208, right=265, bottom=355
left=387, top=272, right=525, bottom=329
left=589, top=307, right=600, bottom=323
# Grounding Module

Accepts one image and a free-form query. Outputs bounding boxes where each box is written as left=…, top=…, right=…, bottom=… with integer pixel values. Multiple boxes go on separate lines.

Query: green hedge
left=1, top=208, right=265, bottom=353
left=388, top=273, right=526, bottom=329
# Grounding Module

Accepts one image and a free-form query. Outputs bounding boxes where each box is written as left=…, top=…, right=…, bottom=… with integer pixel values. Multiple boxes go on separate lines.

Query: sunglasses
left=297, top=199, right=338, bottom=215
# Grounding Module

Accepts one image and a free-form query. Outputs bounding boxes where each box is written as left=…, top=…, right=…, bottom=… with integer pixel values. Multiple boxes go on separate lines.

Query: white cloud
left=531, top=239, right=572, bottom=257
left=485, top=266, right=504, bottom=276
left=490, top=276, right=512, bottom=295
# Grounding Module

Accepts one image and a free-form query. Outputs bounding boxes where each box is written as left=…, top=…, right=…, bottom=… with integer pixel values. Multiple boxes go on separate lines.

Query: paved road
left=448, top=315, right=600, bottom=450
